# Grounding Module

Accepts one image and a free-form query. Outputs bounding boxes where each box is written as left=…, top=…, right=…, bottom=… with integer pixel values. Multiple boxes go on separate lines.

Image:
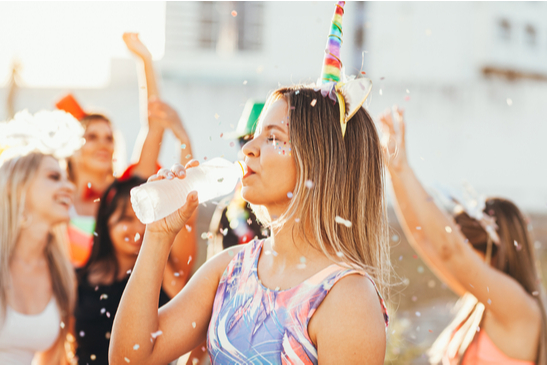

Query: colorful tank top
left=207, top=239, right=389, bottom=364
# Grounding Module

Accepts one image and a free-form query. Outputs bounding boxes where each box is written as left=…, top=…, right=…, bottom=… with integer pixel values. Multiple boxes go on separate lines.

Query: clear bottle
left=130, top=158, right=246, bottom=224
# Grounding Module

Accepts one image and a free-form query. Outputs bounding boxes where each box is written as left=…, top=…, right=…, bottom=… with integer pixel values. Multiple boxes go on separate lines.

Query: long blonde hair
left=0, top=152, right=75, bottom=354
left=251, top=86, right=391, bottom=298
left=429, top=198, right=547, bottom=364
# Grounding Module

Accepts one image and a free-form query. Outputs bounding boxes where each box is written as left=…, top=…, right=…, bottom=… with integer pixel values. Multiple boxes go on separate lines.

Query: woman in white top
left=0, top=152, right=76, bottom=365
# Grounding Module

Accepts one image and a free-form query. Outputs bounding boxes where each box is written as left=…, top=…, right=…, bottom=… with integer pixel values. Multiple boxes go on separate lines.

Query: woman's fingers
left=170, top=163, right=187, bottom=179
left=175, top=191, right=199, bottom=225
left=185, top=159, right=200, bottom=169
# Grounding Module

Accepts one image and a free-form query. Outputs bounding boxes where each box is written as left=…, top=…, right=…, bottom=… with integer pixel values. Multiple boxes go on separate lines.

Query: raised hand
left=378, top=105, right=408, bottom=173
left=145, top=160, right=200, bottom=236
left=148, top=99, right=190, bottom=143
left=123, top=32, right=152, bottom=61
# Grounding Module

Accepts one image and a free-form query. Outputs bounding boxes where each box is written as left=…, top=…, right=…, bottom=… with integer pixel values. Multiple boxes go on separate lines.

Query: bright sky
left=0, top=2, right=165, bottom=88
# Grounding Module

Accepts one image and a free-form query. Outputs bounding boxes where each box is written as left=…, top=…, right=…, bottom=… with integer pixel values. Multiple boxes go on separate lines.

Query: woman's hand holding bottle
left=145, top=160, right=200, bottom=237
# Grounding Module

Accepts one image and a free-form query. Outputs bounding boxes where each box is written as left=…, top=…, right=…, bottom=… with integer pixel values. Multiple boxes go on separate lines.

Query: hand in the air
left=148, top=99, right=190, bottom=143
left=123, top=32, right=152, bottom=61
left=378, top=105, right=408, bottom=173
left=145, top=160, right=200, bottom=236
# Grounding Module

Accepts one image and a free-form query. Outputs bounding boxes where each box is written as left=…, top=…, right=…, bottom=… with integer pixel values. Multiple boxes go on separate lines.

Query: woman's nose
left=241, top=138, right=259, bottom=158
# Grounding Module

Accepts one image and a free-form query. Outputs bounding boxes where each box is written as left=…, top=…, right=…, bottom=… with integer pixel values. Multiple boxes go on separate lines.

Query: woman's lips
left=243, top=166, right=255, bottom=179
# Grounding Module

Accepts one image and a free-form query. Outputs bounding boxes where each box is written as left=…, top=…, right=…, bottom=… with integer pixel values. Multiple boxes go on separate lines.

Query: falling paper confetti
left=287, top=192, right=293, bottom=198
left=87, top=182, right=92, bottom=188
left=305, top=180, right=314, bottom=189
left=186, top=225, right=192, bottom=232
left=134, top=233, right=141, bottom=242
left=335, top=216, right=352, bottom=228
left=100, top=294, right=108, bottom=300
left=151, top=330, right=163, bottom=339
left=445, top=226, right=452, bottom=233
left=231, top=10, right=237, bottom=17
left=506, top=98, right=513, bottom=106
left=181, top=144, right=186, bottom=149
left=192, top=322, right=197, bottom=328
left=311, top=99, right=317, bottom=107
left=125, top=357, right=131, bottom=363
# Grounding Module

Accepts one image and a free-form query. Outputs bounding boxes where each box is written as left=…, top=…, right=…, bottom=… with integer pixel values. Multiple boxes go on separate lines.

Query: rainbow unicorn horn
left=320, top=1, right=345, bottom=84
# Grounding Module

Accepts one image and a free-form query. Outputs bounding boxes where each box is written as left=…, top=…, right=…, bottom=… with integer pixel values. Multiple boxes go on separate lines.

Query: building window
left=497, top=19, right=511, bottom=41
left=165, top=1, right=264, bottom=56
left=525, top=24, right=536, bottom=46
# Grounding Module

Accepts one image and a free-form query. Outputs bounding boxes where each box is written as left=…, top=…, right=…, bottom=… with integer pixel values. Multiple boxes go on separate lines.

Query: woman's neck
left=115, top=253, right=138, bottom=282
left=13, top=221, right=51, bottom=264
left=267, top=217, right=326, bottom=268
left=75, top=167, right=114, bottom=194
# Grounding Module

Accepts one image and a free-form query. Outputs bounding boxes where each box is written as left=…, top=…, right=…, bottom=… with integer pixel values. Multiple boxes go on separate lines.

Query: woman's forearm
left=109, top=230, right=175, bottom=364
left=141, top=54, right=159, bottom=101
left=389, top=164, right=464, bottom=261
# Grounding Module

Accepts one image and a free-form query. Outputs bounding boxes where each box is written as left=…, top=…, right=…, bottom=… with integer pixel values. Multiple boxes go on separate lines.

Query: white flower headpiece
left=0, top=109, right=85, bottom=166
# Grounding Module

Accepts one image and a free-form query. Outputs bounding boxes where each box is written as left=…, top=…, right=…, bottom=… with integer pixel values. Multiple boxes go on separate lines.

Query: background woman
left=379, top=106, right=546, bottom=364
left=109, top=85, right=390, bottom=365
left=73, top=176, right=196, bottom=364
left=0, top=152, right=76, bottom=365
left=63, top=33, right=194, bottom=268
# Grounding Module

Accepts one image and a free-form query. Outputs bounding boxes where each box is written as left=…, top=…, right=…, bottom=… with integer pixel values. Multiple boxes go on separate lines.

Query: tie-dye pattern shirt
left=207, top=239, right=388, bottom=364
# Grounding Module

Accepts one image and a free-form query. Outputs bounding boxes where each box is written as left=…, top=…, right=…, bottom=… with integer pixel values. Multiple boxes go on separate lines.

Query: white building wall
left=1, top=1, right=546, bottom=213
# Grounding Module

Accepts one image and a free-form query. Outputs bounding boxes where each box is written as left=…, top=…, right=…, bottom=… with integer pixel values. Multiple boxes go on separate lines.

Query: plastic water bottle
left=130, top=157, right=246, bottom=224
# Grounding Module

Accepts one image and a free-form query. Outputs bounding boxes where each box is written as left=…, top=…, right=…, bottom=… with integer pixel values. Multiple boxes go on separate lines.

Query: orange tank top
left=461, top=330, right=535, bottom=365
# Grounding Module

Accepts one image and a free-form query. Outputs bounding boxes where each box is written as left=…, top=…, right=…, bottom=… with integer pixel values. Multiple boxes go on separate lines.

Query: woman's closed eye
left=48, top=172, right=61, bottom=181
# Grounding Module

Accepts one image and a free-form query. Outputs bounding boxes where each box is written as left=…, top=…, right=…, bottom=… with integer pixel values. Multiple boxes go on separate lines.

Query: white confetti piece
left=134, top=233, right=141, bottom=242
left=192, top=322, right=197, bottom=328
left=506, top=98, right=512, bottom=106
left=124, top=357, right=130, bottom=363
left=336, top=251, right=344, bottom=257
left=100, top=294, right=108, bottom=300
left=310, top=99, right=317, bottom=107
left=305, top=180, right=314, bottom=189
left=60, top=321, right=65, bottom=328
left=335, top=216, right=352, bottom=228
left=287, top=192, right=293, bottom=198
left=186, top=225, right=192, bottom=232
left=415, top=312, right=421, bottom=317
left=133, top=344, right=140, bottom=350
left=79, top=331, right=85, bottom=337
left=151, top=330, right=163, bottom=339
left=445, top=226, right=452, bottom=233
left=188, top=256, right=192, bottom=265
left=90, top=354, right=96, bottom=360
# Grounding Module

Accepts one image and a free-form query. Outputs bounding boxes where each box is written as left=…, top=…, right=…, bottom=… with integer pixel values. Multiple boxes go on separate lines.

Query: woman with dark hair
left=379, top=107, right=546, bottom=364
left=72, top=176, right=196, bottom=365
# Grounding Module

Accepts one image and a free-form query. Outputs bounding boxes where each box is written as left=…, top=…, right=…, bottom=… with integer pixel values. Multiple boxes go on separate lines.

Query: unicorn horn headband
left=317, top=1, right=373, bottom=137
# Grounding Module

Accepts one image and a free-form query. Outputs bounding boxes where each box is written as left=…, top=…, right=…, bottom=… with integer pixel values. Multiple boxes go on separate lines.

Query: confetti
left=404, top=96, right=411, bottom=101
left=445, top=226, right=452, bottom=233
left=228, top=250, right=234, bottom=257
left=93, top=232, right=98, bottom=237
left=506, top=98, right=513, bottom=106
left=201, top=232, right=208, bottom=240
left=134, top=233, right=140, bottom=242
left=487, top=299, right=492, bottom=305
left=188, top=256, right=193, bottom=265
left=310, top=99, right=317, bottom=107
left=87, top=182, right=91, bottom=188
left=105, top=331, right=111, bottom=339
left=305, top=180, right=314, bottom=189
left=265, top=250, right=271, bottom=255
left=125, top=357, right=131, bottom=363
left=417, top=266, right=424, bottom=273
left=335, top=216, right=352, bottom=228
left=91, top=355, right=97, bottom=360
left=406, top=89, right=410, bottom=94
left=218, top=178, right=224, bottom=183
left=379, top=89, right=383, bottom=96
left=399, top=255, right=403, bottom=261
left=127, top=269, right=132, bottom=274
left=416, top=226, right=421, bottom=230
left=412, top=296, right=417, bottom=302
left=287, top=192, right=293, bottom=198
left=214, top=114, right=219, bottom=119
left=106, top=312, right=111, bottom=318
left=336, top=251, right=344, bottom=257
left=151, top=330, right=163, bottom=339
left=60, top=321, right=65, bottom=328
left=428, top=280, right=436, bottom=288
left=230, top=142, right=235, bottom=147
left=220, top=228, right=228, bottom=236
left=415, top=312, right=421, bottom=317
left=100, top=294, right=108, bottom=300
left=181, top=144, right=186, bottom=149
left=192, top=322, right=197, bottom=328
left=391, top=234, right=399, bottom=242
left=101, top=308, right=106, bottom=314
left=124, top=237, right=129, bottom=242
left=295, top=218, right=300, bottom=223
left=231, top=10, right=237, bottom=17
left=186, top=225, right=192, bottom=232
left=80, top=331, right=85, bottom=337
left=186, top=154, right=192, bottom=159
left=514, top=240, right=522, bottom=251
left=94, top=198, right=100, bottom=203
left=243, top=80, right=247, bottom=85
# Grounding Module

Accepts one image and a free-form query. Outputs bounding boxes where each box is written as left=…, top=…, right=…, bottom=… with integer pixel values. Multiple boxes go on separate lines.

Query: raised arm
left=378, top=107, right=540, bottom=327
left=123, top=32, right=164, bottom=178
left=109, top=162, right=240, bottom=365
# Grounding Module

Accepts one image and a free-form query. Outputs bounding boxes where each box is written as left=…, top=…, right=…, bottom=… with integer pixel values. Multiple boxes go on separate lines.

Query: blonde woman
left=0, top=152, right=76, bottom=364
left=379, top=106, right=546, bottom=364
left=109, top=84, right=390, bottom=365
